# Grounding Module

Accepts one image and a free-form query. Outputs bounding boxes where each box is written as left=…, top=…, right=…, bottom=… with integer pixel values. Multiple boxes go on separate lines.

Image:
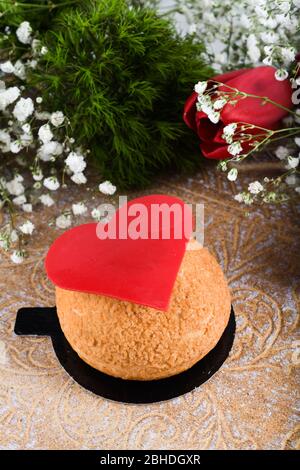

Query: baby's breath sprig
left=0, top=16, right=117, bottom=263
left=172, top=0, right=300, bottom=77
left=210, top=80, right=298, bottom=117
left=194, top=78, right=300, bottom=204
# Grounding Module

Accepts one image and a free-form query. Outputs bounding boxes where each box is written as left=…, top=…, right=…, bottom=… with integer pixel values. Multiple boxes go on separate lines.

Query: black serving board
left=14, top=306, right=235, bottom=404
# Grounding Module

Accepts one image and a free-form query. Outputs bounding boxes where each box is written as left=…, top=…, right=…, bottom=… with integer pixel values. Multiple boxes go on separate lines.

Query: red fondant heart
left=45, top=195, right=193, bottom=311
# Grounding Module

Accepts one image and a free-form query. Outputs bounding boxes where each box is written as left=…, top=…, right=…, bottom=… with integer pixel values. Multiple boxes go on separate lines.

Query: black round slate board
left=14, top=306, right=235, bottom=404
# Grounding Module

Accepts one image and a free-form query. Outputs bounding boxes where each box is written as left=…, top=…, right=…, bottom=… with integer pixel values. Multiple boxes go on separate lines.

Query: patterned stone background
left=0, top=166, right=299, bottom=449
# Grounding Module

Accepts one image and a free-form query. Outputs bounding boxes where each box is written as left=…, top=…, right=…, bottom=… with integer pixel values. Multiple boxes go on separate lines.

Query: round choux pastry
left=55, top=240, right=231, bottom=380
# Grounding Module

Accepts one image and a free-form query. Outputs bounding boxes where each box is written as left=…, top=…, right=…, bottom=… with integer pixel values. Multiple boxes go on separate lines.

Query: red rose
left=183, top=66, right=293, bottom=159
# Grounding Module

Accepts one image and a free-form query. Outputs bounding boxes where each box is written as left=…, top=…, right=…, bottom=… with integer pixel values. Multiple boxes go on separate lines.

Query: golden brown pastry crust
left=55, top=245, right=231, bottom=380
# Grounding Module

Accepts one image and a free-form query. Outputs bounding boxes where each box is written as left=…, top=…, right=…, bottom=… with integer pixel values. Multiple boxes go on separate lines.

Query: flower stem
left=211, top=80, right=297, bottom=116
left=159, top=7, right=183, bottom=17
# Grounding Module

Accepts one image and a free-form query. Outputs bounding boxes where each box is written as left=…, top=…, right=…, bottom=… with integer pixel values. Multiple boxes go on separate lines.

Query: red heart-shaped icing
left=45, top=195, right=193, bottom=311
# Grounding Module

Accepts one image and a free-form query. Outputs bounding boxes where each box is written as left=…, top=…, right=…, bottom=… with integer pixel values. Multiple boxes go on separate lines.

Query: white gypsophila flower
left=223, top=123, right=237, bottom=136
left=222, top=134, right=233, bottom=144
left=39, top=194, right=54, bottom=207
left=278, top=1, right=291, bottom=13
left=98, top=180, right=117, bottom=195
left=0, top=61, right=14, bottom=74
left=70, top=172, right=87, bottom=185
left=196, top=102, right=204, bottom=112
left=295, top=187, right=300, bottom=193
left=281, top=46, right=296, bottom=65
left=260, top=15, right=278, bottom=29
left=213, top=98, right=227, bottom=110
left=228, top=141, right=242, bottom=156
left=91, top=208, right=101, bottom=220
left=12, top=195, right=26, bottom=206
left=38, top=124, right=53, bottom=144
left=20, top=132, right=33, bottom=146
left=285, top=174, right=298, bottom=185
left=295, top=137, right=300, bottom=147
left=31, top=39, right=41, bottom=54
left=176, top=0, right=298, bottom=74
left=248, top=181, right=264, bottom=194
left=34, top=110, right=51, bottom=120
left=0, top=80, right=5, bottom=90
left=19, top=220, right=35, bottom=235
left=72, top=202, right=88, bottom=216
left=0, top=130, right=11, bottom=153
left=36, top=96, right=43, bottom=104
left=28, top=59, right=37, bottom=69
left=50, top=111, right=64, bottom=127
left=194, top=81, right=207, bottom=94
left=56, top=214, right=72, bottom=229
left=247, top=34, right=261, bottom=63
left=201, top=102, right=213, bottom=115
left=241, top=193, right=254, bottom=205
left=43, top=176, right=60, bottom=191
left=16, top=21, right=32, bottom=45
left=234, top=193, right=244, bottom=203
left=0, top=86, right=20, bottom=111
left=22, top=203, right=32, bottom=213
left=10, top=250, right=24, bottom=264
left=65, top=152, right=86, bottom=174
left=0, top=239, right=7, bottom=250
left=6, top=177, right=24, bottom=196
left=189, top=23, right=197, bottom=34
left=197, top=93, right=211, bottom=104
left=10, top=140, right=23, bottom=154
left=197, top=94, right=213, bottom=114
left=218, top=161, right=227, bottom=172
left=21, top=123, right=31, bottom=133
left=227, top=168, right=238, bottom=181
left=13, top=60, right=26, bottom=80
left=286, top=156, right=299, bottom=169
left=262, top=37, right=277, bottom=49
left=40, top=46, right=48, bottom=55
left=10, top=230, right=19, bottom=243
left=262, top=56, right=273, bottom=66
left=13, top=97, right=34, bottom=122
left=37, top=141, right=63, bottom=161
left=208, top=110, right=220, bottom=124
left=32, top=169, right=43, bottom=181
left=255, top=5, right=268, bottom=18
left=275, top=68, right=289, bottom=81
left=275, top=145, right=290, bottom=160
left=15, top=174, right=24, bottom=183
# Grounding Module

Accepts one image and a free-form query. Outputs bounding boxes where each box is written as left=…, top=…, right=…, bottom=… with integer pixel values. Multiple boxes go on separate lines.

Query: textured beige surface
left=55, top=245, right=231, bottom=380
left=0, top=165, right=299, bottom=449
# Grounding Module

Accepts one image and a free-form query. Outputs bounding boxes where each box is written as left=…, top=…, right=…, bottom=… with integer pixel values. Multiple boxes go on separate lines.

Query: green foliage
left=0, top=0, right=81, bottom=59
left=0, top=1, right=80, bottom=29
left=29, top=0, right=212, bottom=187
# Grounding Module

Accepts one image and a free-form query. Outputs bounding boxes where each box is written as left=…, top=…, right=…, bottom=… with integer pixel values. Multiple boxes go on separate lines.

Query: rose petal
left=183, top=92, right=198, bottom=131
left=220, top=66, right=292, bottom=127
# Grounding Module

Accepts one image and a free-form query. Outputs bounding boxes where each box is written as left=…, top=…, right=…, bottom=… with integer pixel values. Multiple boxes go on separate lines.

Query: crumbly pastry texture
left=55, top=243, right=231, bottom=380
